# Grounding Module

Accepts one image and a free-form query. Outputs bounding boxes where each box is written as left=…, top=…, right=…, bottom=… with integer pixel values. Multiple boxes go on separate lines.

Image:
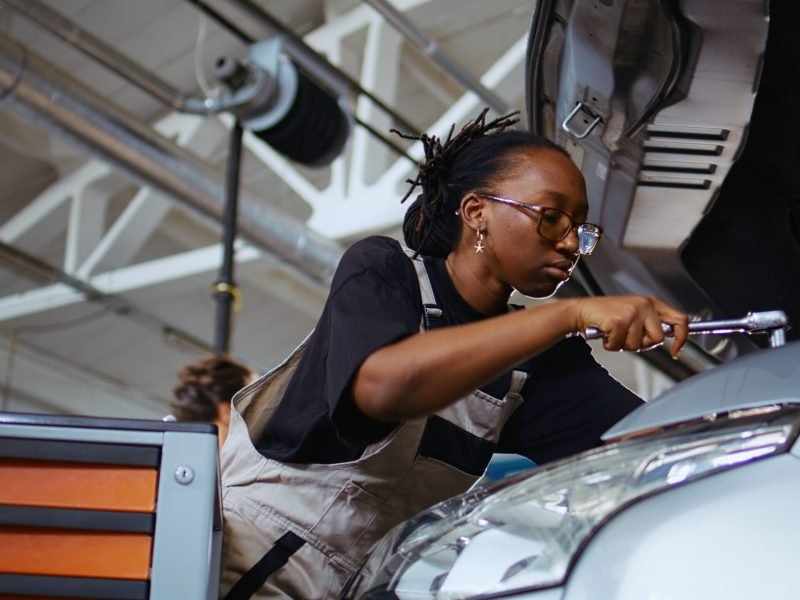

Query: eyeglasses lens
left=577, top=225, right=601, bottom=255
left=537, top=209, right=572, bottom=242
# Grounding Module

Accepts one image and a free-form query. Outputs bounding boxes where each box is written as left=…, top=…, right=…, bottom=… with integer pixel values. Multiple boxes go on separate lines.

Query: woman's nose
left=555, top=226, right=580, bottom=255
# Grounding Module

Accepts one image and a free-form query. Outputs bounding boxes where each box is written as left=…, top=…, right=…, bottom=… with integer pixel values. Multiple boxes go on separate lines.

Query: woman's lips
left=543, top=261, right=575, bottom=281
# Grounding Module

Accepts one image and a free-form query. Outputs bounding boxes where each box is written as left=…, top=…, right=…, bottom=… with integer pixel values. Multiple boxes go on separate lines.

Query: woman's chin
left=514, top=279, right=565, bottom=300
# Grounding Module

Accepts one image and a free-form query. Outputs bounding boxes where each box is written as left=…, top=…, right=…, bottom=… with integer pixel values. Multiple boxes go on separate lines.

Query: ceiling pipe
left=216, top=0, right=420, bottom=135
left=0, top=34, right=343, bottom=288
left=361, top=0, right=514, bottom=118
left=1, top=0, right=235, bottom=115
left=4, top=0, right=415, bottom=163
left=0, top=240, right=215, bottom=355
left=223, top=0, right=513, bottom=123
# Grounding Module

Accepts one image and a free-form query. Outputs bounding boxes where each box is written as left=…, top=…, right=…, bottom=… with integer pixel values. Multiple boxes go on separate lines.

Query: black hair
left=394, top=108, right=569, bottom=258
left=171, top=354, right=253, bottom=422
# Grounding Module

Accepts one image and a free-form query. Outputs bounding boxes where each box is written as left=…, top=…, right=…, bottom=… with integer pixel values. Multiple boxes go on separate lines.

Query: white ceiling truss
left=0, top=0, right=530, bottom=317
left=0, top=0, right=668, bottom=418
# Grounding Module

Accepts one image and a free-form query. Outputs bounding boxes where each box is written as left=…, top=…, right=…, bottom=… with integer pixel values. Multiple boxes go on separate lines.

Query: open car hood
left=526, top=0, right=800, bottom=369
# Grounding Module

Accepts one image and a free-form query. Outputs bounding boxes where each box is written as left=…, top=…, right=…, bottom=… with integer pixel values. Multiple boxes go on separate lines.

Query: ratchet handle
left=583, top=322, right=673, bottom=341
left=580, top=310, right=790, bottom=348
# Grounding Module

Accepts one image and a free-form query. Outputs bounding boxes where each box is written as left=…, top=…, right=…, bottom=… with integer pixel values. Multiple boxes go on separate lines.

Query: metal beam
left=0, top=34, right=343, bottom=289
left=2, top=0, right=249, bottom=115
left=361, top=0, right=514, bottom=117
left=0, top=240, right=215, bottom=352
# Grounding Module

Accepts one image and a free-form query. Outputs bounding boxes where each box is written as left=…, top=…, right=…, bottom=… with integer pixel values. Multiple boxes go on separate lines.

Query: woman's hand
left=354, top=294, right=689, bottom=421
left=570, top=295, right=689, bottom=358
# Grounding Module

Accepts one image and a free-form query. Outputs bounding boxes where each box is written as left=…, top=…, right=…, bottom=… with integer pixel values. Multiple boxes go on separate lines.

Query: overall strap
left=403, top=247, right=445, bottom=331
left=506, top=369, right=528, bottom=403
left=223, top=531, right=305, bottom=600
left=505, top=304, right=529, bottom=402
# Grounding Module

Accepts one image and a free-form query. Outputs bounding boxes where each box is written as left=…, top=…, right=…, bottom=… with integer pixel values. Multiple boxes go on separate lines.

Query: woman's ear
left=460, top=193, right=487, bottom=233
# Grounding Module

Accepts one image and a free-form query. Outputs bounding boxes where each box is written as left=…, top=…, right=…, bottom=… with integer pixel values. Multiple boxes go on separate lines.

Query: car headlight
left=352, top=405, right=799, bottom=599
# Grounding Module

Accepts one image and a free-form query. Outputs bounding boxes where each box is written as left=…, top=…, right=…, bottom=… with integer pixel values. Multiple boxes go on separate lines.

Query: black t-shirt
left=255, top=235, right=642, bottom=466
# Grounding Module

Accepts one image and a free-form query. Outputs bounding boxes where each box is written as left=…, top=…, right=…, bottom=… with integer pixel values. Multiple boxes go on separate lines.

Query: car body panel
left=351, top=341, right=800, bottom=599
left=562, top=454, right=800, bottom=600
left=604, top=339, right=800, bottom=440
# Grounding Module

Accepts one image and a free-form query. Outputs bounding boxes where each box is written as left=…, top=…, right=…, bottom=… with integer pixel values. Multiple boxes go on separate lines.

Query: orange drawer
left=0, top=459, right=157, bottom=512
left=0, top=526, right=152, bottom=580
left=0, top=597, right=94, bottom=600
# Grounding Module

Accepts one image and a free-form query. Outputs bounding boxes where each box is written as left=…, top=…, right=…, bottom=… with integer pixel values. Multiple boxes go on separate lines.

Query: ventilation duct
left=0, top=34, right=342, bottom=288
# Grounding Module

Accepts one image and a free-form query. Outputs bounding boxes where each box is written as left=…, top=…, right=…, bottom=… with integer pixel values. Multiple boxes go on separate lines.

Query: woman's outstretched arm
left=351, top=295, right=688, bottom=421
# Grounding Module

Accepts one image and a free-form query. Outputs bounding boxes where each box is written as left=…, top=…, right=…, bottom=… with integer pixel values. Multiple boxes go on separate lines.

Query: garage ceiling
left=0, top=0, right=669, bottom=419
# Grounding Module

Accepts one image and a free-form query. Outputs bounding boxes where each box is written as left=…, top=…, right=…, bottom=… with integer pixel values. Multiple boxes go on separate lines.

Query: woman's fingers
left=595, top=300, right=643, bottom=352
left=660, top=307, right=689, bottom=358
left=624, top=312, right=648, bottom=352
left=579, top=296, right=688, bottom=356
left=640, top=308, right=667, bottom=349
left=644, top=297, right=689, bottom=358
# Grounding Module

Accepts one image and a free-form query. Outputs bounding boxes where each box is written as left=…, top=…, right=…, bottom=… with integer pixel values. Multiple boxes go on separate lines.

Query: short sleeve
left=323, top=237, right=423, bottom=444
left=497, top=337, right=643, bottom=464
left=256, top=237, right=423, bottom=462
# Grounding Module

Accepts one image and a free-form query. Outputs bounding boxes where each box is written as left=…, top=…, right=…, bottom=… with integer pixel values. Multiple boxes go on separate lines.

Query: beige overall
left=219, top=252, right=528, bottom=599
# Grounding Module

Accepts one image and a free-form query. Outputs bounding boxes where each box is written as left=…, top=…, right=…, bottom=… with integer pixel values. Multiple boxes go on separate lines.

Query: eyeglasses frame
left=477, top=193, right=603, bottom=256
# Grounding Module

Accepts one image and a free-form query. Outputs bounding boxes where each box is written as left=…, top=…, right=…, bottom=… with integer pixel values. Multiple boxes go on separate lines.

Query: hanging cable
left=213, top=119, right=244, bottom=353
left=194, top=12, right=221, bottom=99
left=0, top=309, right=113, bottom=412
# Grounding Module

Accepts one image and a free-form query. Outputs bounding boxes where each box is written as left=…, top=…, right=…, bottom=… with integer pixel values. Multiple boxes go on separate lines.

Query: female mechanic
left=218, top=109, right=689, bottom=599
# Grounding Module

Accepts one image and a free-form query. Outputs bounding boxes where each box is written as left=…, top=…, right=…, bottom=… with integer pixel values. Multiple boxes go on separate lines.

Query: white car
left=347, top=338, right=800, bottom=599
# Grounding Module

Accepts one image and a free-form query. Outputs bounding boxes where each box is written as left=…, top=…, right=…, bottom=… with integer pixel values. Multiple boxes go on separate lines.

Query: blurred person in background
left=170, top=354, right=255, bottom=448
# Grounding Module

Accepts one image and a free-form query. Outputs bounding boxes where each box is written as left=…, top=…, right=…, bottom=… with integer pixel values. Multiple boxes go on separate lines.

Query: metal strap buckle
left=561, top=101, right=602, bottom=140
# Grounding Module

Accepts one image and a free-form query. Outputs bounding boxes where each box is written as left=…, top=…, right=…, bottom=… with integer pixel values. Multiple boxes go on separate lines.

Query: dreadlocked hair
left=393, top=108, right=520, bottom=258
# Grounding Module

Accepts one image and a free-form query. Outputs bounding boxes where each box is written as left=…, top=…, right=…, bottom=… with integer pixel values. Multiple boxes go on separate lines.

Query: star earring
left=474, top=230, right=486, bottom=254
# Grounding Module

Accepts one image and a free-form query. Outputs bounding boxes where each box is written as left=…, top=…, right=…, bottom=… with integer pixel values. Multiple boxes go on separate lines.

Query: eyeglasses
left=479, top=193, right=602, bottom=256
